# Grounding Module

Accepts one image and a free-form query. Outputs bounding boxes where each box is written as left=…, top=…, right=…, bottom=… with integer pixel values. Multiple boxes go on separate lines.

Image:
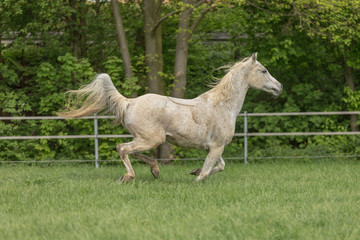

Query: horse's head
left=246, top=53, right=283, bottom=97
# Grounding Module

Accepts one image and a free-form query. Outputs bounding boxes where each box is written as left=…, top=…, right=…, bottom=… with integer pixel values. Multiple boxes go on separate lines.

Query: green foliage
left=0, top=92, right=31, bottom=114
left=1, top=0, right=359, bottom=162
left=103, top=56, right=141, bottom=97
left=293, top=0, right=360, bottom=69
left=343, top=86, right=360, bottom=111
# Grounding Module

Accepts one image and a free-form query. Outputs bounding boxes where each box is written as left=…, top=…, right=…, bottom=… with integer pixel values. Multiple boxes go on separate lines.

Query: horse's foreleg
left=196, top=146, right=224, bottom=182
left=131, top=152, right=159, bottom=178
left=190, top=156, right=225, bottom=176
left=209, top=156, right=225, bottom=175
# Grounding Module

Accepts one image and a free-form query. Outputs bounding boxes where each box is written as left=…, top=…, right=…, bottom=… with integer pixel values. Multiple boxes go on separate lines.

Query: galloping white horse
left=58, top=53, right=282, bottom=182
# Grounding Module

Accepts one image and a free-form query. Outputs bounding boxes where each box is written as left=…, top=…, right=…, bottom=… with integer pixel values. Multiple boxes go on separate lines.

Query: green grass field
left=0, top=160, right=359, bottom=240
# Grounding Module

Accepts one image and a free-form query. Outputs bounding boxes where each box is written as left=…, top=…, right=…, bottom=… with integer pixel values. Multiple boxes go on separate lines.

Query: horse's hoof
left=190, top=168, right=201, bottom=176
left=151, top=168, right=160, bottom=179
left=195, top=175, right=205, bottom=182
left=118, top=175, right=134, bottom=183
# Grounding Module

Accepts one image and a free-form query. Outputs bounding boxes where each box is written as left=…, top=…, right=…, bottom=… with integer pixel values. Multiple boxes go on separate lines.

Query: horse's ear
left=251, top=52, right=257, bottom=63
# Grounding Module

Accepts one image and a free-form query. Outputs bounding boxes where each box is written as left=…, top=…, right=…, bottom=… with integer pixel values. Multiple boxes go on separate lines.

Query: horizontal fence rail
left=0, top=134, right=133, bottom=140
left=234, top=131, right=360, bottom=137
left=238, top=111, right=360, bottom=116
left=1, top=111, right=360, bottom=166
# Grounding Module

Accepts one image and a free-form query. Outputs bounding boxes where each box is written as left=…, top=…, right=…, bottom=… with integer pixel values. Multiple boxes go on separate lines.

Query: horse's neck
left=203, top=76, right=248, bottom=120
left=225, top=79, right=249, bottom=120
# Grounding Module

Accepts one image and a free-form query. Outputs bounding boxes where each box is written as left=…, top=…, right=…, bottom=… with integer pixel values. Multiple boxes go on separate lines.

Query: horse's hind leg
left=116, top=137, right=164, bottom=183
left=116, top=142, right=136, bottom=183
left=131, top=152, right=159, bottom=178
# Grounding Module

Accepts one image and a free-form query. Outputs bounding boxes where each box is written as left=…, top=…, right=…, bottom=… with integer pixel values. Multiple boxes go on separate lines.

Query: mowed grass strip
left=0, top=161, right=359, bottom=240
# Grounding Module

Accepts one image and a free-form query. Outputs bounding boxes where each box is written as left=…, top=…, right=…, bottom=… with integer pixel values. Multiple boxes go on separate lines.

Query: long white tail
left=57, top=74, right=129, bottom=125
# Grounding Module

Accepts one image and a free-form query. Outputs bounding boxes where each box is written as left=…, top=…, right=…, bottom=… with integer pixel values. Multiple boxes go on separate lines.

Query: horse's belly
left=166, top=132, right=209, bottom=150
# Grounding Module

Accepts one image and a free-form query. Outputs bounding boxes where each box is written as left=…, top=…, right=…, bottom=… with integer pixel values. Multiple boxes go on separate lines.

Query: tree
left=245, top=0, right=360, bottom=131
left=2, top=0, right=358, bottom=162
left=171, top=0, right=218, bottom=98
left=140, top=0, right=223, bottom=162
left=292, top=0, right=360, bottom=131
left=142, top=0, right=165, bottom=94
left=68, top=0, right=88, bottom=58
left=111, top=0, right=134, bottom=84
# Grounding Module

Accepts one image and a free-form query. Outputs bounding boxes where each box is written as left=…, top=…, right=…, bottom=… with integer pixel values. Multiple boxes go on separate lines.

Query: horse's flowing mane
left=203, top=57, right=249, bottom=104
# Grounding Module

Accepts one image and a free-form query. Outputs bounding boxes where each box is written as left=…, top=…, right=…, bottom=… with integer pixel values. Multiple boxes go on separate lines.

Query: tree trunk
left=143, top=0, right=164, bottom=95
left=142, top=0, right=215, bottom=163
left=344, top=64, right=358, bottom=131
left=69, top=0, right=80, bottom=58
left=69, top=0, right=87, bottom=58
left=111, top=0, right=133, bottom=80
left=164, top=2, right=194, bottom=164
left=171, top=0, right=214, bottom=98
left=143, top=0, right=171, bottom=163
left=171, top=5, right=192, bottom=98
left=166, top=1, right=214, bottom=163
left=79, top=5, right=87, bottom=58
left=157, top=144, right=174, bottom=165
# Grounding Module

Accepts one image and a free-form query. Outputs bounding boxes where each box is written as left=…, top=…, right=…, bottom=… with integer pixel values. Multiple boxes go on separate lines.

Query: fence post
left=94, top=113, right=99, bottom=168
left=244, top=111, right=248, bottom=164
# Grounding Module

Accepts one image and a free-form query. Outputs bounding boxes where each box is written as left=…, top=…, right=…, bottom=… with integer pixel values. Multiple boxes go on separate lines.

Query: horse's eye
left=262, top=70, right=267, bottom=73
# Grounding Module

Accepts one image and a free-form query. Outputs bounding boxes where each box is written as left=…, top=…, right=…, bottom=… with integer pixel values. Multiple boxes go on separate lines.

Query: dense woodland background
left=0, top=0, right=359, bottom=162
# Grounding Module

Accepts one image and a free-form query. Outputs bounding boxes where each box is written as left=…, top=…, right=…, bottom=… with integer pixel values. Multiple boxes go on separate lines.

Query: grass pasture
left=0, top=161, right=359, bottom=240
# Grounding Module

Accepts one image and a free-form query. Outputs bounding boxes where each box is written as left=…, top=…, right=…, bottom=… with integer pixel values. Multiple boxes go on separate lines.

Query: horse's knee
left=116, top=143, right=122, bottom=152
left=116, top=143, right=130, bottom=159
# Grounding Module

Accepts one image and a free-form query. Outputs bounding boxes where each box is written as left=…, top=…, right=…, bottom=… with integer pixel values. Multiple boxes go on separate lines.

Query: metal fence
left=1, top=111, right=360, bottom=167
